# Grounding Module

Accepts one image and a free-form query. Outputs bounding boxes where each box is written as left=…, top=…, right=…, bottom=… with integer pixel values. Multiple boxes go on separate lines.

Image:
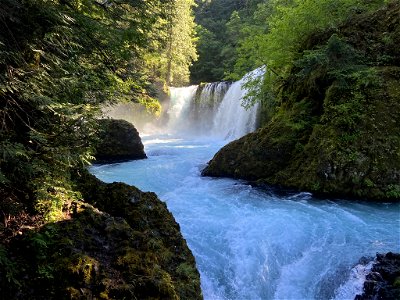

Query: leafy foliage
left=0, top=2, right=201, bottom=295
left=191, top=0, right=387, bottom=92
left=225, top=0, right=388, bottom=111
left=143, top=0, right=198, bottom=87
left=0, top=244, right=20, bottom=287
left=165, top=0, right=198, bottom=86
left=0, top=0, right=187, bottom=219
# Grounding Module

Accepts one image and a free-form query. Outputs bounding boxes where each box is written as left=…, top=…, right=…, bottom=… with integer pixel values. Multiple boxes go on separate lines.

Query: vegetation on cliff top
left=0, top=0, right=196, bottom=222
left=191, top=0, right=389, bottom=84
left=203, top=1, right=400, bottom=201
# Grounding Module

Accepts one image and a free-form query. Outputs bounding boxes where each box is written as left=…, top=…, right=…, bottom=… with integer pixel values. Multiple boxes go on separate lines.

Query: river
left=93, top=72, right=399, bottom=299
left=91, top=135, right=399, bottom=300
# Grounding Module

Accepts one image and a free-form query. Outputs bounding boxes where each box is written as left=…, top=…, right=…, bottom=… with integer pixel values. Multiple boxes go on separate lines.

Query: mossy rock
left=95, top=119, right=146, bottom=163
left=203, top=4, right=400, bottom=201
left=1, top=172, right=202, bottom=299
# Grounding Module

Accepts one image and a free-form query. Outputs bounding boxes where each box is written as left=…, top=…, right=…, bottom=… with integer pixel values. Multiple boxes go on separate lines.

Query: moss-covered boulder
left=203, top=3, right=400, bottom=201
left=95, top=119, right=146, bottom=163
left=1, top=172, right=202, bottom=299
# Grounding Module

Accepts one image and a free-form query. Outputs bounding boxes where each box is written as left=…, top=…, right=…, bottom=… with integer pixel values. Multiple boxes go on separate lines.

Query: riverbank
left=202, top=3, right=400, bottom=201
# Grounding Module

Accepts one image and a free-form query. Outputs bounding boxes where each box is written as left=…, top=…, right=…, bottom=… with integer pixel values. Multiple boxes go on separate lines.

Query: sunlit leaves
left=164, top=0, right=198, bottom=86
left=231, top=0, right=387, bottom=109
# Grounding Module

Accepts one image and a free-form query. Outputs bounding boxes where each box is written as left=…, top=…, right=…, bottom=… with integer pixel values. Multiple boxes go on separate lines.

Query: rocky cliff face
left=203, top=3, right=400, bottom=201
left=95, top=119, right=147, bottom=163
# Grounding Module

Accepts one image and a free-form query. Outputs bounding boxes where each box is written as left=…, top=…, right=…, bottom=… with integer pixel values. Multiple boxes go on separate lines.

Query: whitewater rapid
left=91, top=136, right=400, bottom=300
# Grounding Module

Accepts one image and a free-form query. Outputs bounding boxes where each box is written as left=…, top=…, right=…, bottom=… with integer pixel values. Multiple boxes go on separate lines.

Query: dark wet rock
left=355, top=252, right=400, bottom=300
left=95, top=119, right=146, bottom=163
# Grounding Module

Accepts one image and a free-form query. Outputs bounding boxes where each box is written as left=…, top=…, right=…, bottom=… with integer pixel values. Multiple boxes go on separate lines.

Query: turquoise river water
left=91, top=135, right=400, bottom=300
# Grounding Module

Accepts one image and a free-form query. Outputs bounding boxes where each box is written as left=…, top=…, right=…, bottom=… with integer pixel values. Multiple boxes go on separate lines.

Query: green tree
left=232, top=0, right=386, bottom=107
left=142, top=0, right=198, bottom=87
left=190, top=0, right=264, bottom=83
left=165, top=0, right=198, bottom=86
left=190, top=0, right=244, bottom=83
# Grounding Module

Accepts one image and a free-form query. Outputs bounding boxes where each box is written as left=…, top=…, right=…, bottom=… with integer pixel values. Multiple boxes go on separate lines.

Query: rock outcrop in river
left=355, top=252, right=400, bottom=299
left=203, top=3, right=400, bottom=201
left=95, top=119, right=147, bottom=163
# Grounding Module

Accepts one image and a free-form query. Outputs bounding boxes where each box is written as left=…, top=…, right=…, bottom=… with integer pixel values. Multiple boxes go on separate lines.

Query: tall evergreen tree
left=141, top=0, right=198, bottom=86
left=190, top=0, right=263, bottom=83
left=168, top=0, right=198, bottom=85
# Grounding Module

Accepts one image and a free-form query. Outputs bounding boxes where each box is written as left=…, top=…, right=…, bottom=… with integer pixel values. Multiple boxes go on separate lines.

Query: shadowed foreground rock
left=1, top=171, right=202, bottom=299
left=95, top=119, right=146, bottom=163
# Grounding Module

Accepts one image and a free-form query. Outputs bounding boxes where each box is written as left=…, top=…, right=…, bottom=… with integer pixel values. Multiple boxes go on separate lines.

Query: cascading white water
left=166, top=69, right=262, bottom=139
left=167, top=82, right=231, bottom=137
left=189, top=82, right=231, bottom=134
left=167, top=85, right=198, bottom=134
left=213, top=68, right=263, bottom=139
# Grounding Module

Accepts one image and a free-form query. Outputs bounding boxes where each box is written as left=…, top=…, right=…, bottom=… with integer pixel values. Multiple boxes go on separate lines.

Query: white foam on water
left=333, top=260, right=374, bottom=300
left=91, top=64, right=398, bottom=300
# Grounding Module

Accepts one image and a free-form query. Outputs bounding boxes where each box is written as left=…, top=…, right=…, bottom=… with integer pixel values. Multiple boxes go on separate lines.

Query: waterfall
left=212, top=78, right=259, bottom=139
left=167, top=85, right=198, bottom=134
left=188, top=82, right=231, bottom=134
left=167, top=82, right=231, bottom=136
left=166, top=69, right=263, bottom=139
